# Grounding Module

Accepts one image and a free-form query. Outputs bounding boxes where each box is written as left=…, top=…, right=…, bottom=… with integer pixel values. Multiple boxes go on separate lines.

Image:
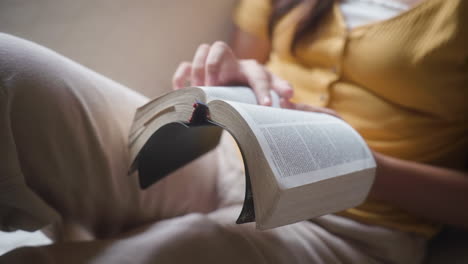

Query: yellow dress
left=234, top=0, right=468, bottom=237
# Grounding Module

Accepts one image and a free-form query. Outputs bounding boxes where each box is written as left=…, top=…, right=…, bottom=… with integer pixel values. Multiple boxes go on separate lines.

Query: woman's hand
left=172, top=41, right=293, bottom=106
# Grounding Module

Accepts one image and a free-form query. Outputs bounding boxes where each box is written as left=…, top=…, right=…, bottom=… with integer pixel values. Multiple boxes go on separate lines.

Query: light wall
left=0, top=0, right=236, bottom=97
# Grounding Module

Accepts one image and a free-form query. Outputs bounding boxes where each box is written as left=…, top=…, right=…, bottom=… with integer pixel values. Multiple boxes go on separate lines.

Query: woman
left=172, top=0, right=468, bottom=261
left=1, top=0, right=467, bottom=263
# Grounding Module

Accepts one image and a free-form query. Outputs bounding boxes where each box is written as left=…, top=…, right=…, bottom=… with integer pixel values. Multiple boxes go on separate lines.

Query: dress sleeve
left=233, top=0, right=273, bottom=40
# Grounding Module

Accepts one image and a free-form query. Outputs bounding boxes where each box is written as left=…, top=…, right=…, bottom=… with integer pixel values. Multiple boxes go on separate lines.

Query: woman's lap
left=1, top=206, right=426, bottom=263
left=0, top=33, right=427, bottom=263
left=0, top=33, right=221, bottom=240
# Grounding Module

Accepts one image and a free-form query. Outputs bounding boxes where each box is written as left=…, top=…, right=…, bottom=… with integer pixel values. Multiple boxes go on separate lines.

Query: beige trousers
left=0, top=33, right=427, bottom=264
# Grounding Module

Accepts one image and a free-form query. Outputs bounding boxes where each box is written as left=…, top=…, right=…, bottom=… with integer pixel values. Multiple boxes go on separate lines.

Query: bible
left=128, top=86, right=376, bottom=230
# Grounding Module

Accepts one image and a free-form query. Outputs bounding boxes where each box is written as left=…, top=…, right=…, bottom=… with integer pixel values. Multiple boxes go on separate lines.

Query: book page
left=227, top=102, right=375, bottom=188
left=199, top=86, right=280, bottom=108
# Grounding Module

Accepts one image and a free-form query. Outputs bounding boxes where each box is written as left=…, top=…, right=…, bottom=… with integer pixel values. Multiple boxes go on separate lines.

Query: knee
left=0, top=32, right=78, bottom=119
left=0, top=33, right=38, bottom=82
left=0, top=33, right=66, bottom=95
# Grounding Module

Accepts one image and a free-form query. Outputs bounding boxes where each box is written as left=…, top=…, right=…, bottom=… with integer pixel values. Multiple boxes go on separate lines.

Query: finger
left=205, top=41, right=234, bottom=86
left=191, top=44, right=210, bottom=86
left=293, top=103, right=342, bottom=119
left=172, top=62, right=192, bottom=90
left=280, top=98, right=295, bottom=109
left=271, top=75, right=294, bottom=99
left=241, top=60, right=272, bottom=106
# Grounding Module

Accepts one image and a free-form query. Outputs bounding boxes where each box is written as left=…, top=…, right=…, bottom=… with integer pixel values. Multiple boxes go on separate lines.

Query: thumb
left=279, top=98, right=295, bottom=109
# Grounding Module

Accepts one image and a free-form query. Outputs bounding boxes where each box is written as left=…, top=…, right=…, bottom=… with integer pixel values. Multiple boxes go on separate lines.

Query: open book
left=128, top=86, right=376, bottom=230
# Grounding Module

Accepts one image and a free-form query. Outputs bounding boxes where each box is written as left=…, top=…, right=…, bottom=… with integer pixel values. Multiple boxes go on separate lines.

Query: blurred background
left=0, top=0, right=236, bottom=98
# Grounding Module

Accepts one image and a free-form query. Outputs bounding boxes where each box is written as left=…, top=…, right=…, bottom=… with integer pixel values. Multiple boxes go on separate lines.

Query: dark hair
left=269, top=0, right=334, bottom=51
